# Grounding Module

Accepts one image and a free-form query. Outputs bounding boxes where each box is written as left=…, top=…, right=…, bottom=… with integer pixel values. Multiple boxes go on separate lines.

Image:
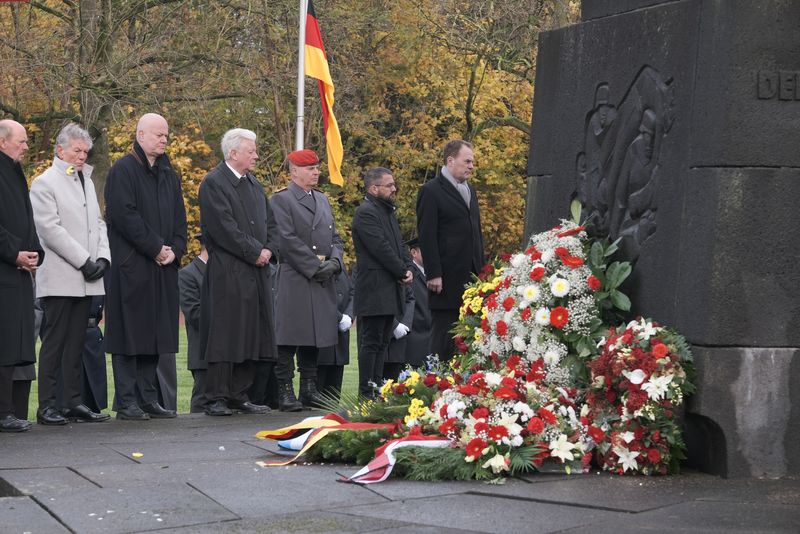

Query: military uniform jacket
left=103, top=141, right=187, bottom=356
left=0, top=151, right=43, bottom=367
left=416, top=171, right=485, bottom=310
left=270, top=181, right=343, bottom=348
left=199, top=162, right=279, bottom=364
left=30, top=157, right=110, bottom=298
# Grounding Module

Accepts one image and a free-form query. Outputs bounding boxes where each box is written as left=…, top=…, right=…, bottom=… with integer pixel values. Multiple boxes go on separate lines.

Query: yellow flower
left=469, top=297, right=483, bottom=314
left=480, top=283, right=495, bottom=293
left=381, top=380, right=394, bottom=397
left=405, top=371, right=421, bottom=387
left=474, top=329, right=482, bottom=342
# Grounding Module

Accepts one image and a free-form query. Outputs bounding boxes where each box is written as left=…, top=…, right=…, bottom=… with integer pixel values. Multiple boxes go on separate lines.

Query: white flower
left=550, top=278, right=570, bottom=297
left=534, top=308, right=550, bottom=325
left=596, top=337, right=607, bottom=348
left=642, top=374, right=673, bottom=401
left=620, top=431, right=635, bottom=444
left=512, top=336, right=527, bottom=352
left=484, top=372, right=502, bottom=387
left=549, top=434, right=576, bottom=462
left=543, top=350, right=560, bottom=366
left=510, top=254, right=526, bottom=268
left=512, top=401, right=533, bottom=421
left=509, top=435, right=524, bottom=447
left=622, top=369, right=646, bottom=385
left=541, top=249, right=554, bottom=264
left=629, top=318, right=658, bottom=340
left=614, top=446, right=640, bottom=473
left=482, top=453, right=510, bottom=474
left=522, top=285, right=540, bottom=302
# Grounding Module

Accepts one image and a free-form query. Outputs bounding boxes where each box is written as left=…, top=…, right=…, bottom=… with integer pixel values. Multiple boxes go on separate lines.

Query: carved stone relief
left=577, top=66, right=675, bottom=260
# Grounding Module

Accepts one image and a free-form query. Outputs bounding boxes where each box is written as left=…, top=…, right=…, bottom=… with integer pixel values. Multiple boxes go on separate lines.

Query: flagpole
left=295, top=0, right=307, bottom=150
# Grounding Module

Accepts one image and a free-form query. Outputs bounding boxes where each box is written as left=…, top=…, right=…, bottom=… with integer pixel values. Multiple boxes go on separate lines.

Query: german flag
left=304, top=0, right=343, bottom=186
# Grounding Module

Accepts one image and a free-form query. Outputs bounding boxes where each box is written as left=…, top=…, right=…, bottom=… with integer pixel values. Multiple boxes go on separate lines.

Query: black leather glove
left=312, top=259, right=340, bottom=282
left=81, top=259, right=104, bottom=281
left=93, top=258, right=110, bottom=280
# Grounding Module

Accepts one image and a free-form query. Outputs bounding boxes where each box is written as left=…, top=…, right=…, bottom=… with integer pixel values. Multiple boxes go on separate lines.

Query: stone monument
left=524, top=0, right=800, bottom=478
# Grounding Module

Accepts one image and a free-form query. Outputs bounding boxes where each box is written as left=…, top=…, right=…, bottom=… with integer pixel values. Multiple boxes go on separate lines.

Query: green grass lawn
left=27, top=328, right=361, bottom=416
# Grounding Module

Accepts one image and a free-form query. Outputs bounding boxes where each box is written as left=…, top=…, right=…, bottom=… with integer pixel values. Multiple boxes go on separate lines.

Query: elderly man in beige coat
left=30, top=123, right=111, bottom=425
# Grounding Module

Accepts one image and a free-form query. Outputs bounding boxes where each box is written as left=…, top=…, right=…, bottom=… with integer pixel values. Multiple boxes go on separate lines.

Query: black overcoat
left=178, top=257, right=206, bottom=370
left=416, top=172, right=485, bottom=310
left=386, top=282, right=415, bottom=364
left=352, top=195, right=411, bottom=317
left=405, top=262, right=431, bottom=367
left=198, top=162, right=279, bottom=364
left=0, top=151, right=43, bottom=367
left=103, top=141, right=187, bottom=356
left=316, top=268, right=354, bottom=366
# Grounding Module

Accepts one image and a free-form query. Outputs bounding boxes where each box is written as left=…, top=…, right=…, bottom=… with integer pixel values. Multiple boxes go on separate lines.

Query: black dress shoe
left=0, top=415, right=31, bottom=432
left=36, top=406, right=68, bottom=426
left=228, top=401, right=270, bottom=414
left=116, top=405, right=150, bottom=420
left=64, top=404, right=110, bottom=423
left=140, top=402, right=177, bottom=419
left=204, top=400, right=233, bottom=416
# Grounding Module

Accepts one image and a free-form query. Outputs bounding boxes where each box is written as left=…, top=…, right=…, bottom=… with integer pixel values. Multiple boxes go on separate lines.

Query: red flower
left=468, top=372, right=486, bottom=388
left=506, top=355, right=521, bottom=371
left=502, top=277, right=512, bottom=289
left=651, top=430, right=661, bottom=442
left=472, top=407, right=490, bottom=420
left=537, top=407, right=557, bottom=425
left=489, top=351, right=501, bottom=369
left=437, top=380, right=452, bottom=392
left=529, top=266, right=546, bottom=281
left=554, top=247, right=569, bottom=257
left=423, top=374, right=438, bottom=387
left=457, top=385, right=479, bottom=396
left=465, top=438, right=488, bottom=459
left=394, top=383, right=407, bottom=394
left=588, top=425, right=606, bottom=443
left=438, top=418, right=458, bottom=435
left=439, top=404, right=448, bottom=418
left=502, top=296, right=515, bottom=311
left=562, top=255, right=584, bottom=268
left=493, top=387, right=518, bottom=401
left=500, top=253, right=512, bottom=262
left=587, top=275, right=602, bottom=291
left=520, top=308, right=532, bottom=321
left=474, top=421, right=490, bottom=434
left=486, top=294, right=498, bottom=310
left=647, top=448, right=661, bottom=464
left=454, top=336, right=469, bottom=354
left=526, top=417, right=544, bottom=435
left=527, top=359, right=545, bottom=382
left=488, top=425, right=508, bottom=441
left=496, top=320, right=509, bottom=336
left=652, top=342, right=669, bottom=358
left=550, top=306, right=569, bottom=329
left=500, top=376, right=518, bottom=388
left=481, top=317, right=490, bottom=333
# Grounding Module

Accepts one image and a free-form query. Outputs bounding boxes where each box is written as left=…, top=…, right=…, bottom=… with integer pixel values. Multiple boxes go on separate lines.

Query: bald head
left=0, top=119, right=29, bottom=162
left=136, top=113, right=169, bottom=163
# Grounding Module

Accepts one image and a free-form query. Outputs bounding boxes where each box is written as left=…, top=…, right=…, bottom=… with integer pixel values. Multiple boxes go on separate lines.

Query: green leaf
left=590, top=242, right=604, bottom=268
left=610, top=290, right=631, bottom=311
left=605, top=262, right=621, bottom=288
left=604, top=237, right=622, bottom=257
left=570, top=198, right=582, bottom=224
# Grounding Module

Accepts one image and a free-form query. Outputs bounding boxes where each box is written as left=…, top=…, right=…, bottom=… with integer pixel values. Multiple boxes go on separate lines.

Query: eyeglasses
left=375, top=182, right=396, bottom=189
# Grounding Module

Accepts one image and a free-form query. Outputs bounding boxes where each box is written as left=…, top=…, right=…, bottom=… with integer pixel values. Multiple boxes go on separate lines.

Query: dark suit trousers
left=430, top=309, right=459, bottom=362
left=206, top=360, right=258, bottom=404
left=154, top=353, right=177, bottom=411
left=383, top=362, right=404, bottom=382
left=0, top=366, right=15, bottom=417
left=112, top=354, right=159, bottom=410
left=190, top=369, right=207, bottom=413
left=249, top=361, right=279, bottom=409
left=275, top=345, right=318, bottom=381
left=317, top=365, right=344, bottom=399
left=13, top=379, right=32, bottom=420
left=38, top=296, right=92, bottom=409
left=358, top=315, right=394, bottom=396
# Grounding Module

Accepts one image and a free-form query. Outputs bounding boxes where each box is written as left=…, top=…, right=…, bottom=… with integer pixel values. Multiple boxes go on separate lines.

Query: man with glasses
left=352, top=167, right=413, bottom=399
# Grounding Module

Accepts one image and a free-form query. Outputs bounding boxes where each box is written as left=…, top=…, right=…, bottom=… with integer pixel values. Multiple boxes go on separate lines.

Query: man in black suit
left=352, top=167, right=413, bottom=398
left=178, top=236, right=207, bottom=413
left=404, top=238, right=431, bottom=367
left=416, top=140, right=485, bottom=362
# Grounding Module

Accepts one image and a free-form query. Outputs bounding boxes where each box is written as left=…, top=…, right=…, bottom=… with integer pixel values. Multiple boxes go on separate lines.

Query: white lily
left=614, top=446, right=640, bottom=473
left=549, top=434, right=576, bottom=462
left=482, top=453, right=510, bottom=474
left=622, top=368, right=646, bottom=385
left=642, top=374, right=673, bottom=401
left=620, top=431, right=635, bottom=444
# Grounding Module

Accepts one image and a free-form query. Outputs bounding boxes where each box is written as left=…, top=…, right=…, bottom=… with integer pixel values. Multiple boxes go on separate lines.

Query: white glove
left=338, top=314, right=352, bottom=332
left=393, top=323, right=410, bottom=339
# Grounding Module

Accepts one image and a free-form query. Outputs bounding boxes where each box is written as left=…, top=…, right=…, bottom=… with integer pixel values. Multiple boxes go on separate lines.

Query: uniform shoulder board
left=312, top=187, right=323, bottom=192
left=274, top=187, right=288, bottom=193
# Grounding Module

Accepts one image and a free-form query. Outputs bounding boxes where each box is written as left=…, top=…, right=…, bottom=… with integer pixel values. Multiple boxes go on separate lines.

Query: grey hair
left=0, top=122, right=11, bottom=141
left=221, top=128, right=257, bottom=160
left=55, top=123, right=93, bottom=153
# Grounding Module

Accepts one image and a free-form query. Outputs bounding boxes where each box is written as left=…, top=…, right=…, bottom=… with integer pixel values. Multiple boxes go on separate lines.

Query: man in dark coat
left=384, top=282, right=415, bottom=380
left=198, top=128, right=277, bottom=416
left=352, top=167, right=413, bottom=398
left=178, top=237, right=207, bottom=413
left=270, top=149, right=344, bottom=410
left=416, top=140, right=484, bottom=362
left=316, top=268, right=354, bottom=401
left=0, top=119, right=42, bottom=432
left=104, top=113, right=187, bottom=420
left=404, top=238, right=432, bottom=367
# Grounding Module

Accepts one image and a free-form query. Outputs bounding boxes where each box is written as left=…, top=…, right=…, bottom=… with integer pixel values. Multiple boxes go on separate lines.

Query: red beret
left=287, top=149, right=319, bottom=167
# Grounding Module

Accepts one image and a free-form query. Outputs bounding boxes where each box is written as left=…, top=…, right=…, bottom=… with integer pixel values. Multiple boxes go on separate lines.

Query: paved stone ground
left=1, top=413, right=798, bottom=533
